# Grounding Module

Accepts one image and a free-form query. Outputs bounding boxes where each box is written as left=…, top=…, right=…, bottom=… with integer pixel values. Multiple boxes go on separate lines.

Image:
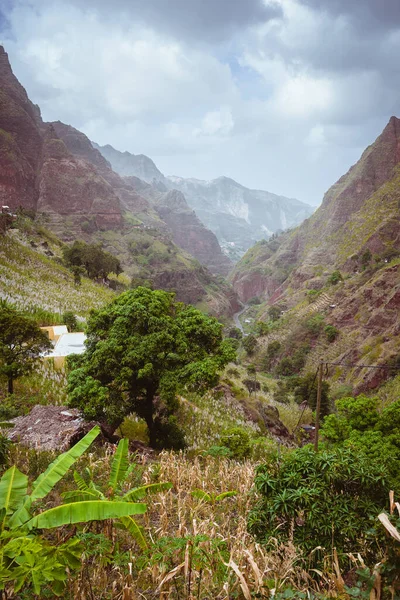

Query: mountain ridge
left=0, top=45, right=237, bottom=316
left=94, top=142, right=314, bottom=260
left=230, top=117, right=400, bottom=392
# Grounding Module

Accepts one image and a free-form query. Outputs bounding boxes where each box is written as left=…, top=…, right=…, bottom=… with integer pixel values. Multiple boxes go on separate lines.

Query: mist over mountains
left=93, top=142, right=314, bottom=260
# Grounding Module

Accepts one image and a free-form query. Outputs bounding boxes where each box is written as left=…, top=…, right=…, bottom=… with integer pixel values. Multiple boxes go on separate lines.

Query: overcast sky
left=1, top=0, right=399, bottom=206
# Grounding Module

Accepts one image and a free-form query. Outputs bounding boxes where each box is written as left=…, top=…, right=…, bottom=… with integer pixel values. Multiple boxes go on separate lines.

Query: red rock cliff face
left=313, top=116, right=400, bottom=235
left=38, top=132, right=122, bottom=230
left=232, top=116, right=400, bottom=303
left=151, top=190, right=232, bottom=276
left=0, top=48, right=123, bottom=231
left=0, top=46, right=43, bottom=210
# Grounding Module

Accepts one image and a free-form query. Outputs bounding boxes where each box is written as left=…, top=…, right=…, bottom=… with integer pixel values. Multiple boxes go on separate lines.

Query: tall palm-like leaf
left=30, top=426, right=100, bottom=502
left=0, top=467, right=28, bottom=529
left=108, top=438, right=129, bottom=493
left=120, top=515, right=147, bottom=549
left=27, top=500, right=147, bottom=529
left=123, top=482, right=173, bottom=502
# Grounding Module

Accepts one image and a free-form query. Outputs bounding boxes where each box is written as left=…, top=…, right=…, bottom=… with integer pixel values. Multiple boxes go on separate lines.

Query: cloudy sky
left=1, top=0, right=399, bottom=205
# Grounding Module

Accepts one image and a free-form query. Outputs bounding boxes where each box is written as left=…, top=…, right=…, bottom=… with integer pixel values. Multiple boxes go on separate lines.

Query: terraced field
left=0, top=231, right=114, bottom=317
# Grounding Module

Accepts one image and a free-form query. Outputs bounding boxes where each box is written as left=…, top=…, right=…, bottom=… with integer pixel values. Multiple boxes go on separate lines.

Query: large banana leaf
left=123, top=482, right=173, bottom=502
left=8, top=496, right=32, bottom=529
left=29, top=426, right=100, bottom=502
left=108, top=438, right=129, bottom=492
left=0, top=467, right=28, bottom=527
left=120, top=516, right=147, bottom=549
left=61, top=489, right=101, bottom=503
left=27, top=500, right=147, bottom=530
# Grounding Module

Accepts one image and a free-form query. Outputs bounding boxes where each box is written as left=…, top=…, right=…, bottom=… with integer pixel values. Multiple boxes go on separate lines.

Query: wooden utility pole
left=314, top=360, right=323, bottom=452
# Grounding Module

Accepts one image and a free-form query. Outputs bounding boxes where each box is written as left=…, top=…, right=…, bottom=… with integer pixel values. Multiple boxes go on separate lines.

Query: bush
left=62, top=311, right=78, bottom=332
left=324, top=324, right=339, bottom=342
left=242, top=334, right=258, bottom=355
left=327, top=270, right=343, bottom=285
left=220, top=427, right=251, bottom=460
left=275, top=357, right=296, bottom=376
left=248, top=446, right=390, bottom=566
left=305, top=314, right=325, bottom=335
left=293, top=373, right=331, bottom=417
left=321, top=396, right=400, bottom=490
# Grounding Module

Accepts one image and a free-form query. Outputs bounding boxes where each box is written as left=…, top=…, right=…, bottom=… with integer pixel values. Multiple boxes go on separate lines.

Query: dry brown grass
left=9, top=447, right=312, bottom=599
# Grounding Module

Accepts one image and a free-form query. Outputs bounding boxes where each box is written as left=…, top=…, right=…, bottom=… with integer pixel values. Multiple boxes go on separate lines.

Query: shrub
left=324, top=324, right=339, bottom=342
left=248, top=446, right=389, bottom=566
left=305, top=314, right=325, bottom=335
left=293, top=373, right=331, bottom=417
left=242, top=334, right=258, bottom=355
left=62, top=311, right=78, bottom=332
left=268, top=305, right=282, bottom=322
left=220, top=427, right=251, bottom=460
left=321, top=396, right=400, bottom=490
left=327, top=270, right=343, bottom=285
left=275, top=357, right=296, bottom=377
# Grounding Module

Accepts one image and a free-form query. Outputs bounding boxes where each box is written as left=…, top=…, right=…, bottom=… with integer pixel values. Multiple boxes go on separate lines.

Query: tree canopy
left=0, top=304, right=52, bottom=394
left=67, top=287, right=236, bottom=448
left=63, top=241, right=122, bottom=280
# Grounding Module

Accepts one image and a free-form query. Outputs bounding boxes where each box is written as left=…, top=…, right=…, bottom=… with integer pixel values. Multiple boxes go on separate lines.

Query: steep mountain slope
left=0, top=47, right=122, bottom=230
left=94, top=143, right=313, bottom=260
left=93, top=142, right=166, bottom=183
left=0, top=45, right=238, bottom=316
left=168, top=175, right=314, bottom=258
left=124, top=178, right=232, bottom=275
left=231, top=118, right=400, bottom=392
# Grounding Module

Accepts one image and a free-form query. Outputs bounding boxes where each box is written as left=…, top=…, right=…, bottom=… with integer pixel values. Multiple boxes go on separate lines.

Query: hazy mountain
left=94, top=143, right=314, bottom=261
left=168, top=175, right=314, bottom=259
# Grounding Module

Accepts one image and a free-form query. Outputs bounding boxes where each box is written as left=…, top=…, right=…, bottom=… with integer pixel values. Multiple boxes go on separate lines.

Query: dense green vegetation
left=0, top=303, right=51, bottom=394
left=67, top=287, right=236, bottom=448
left=1, top=227, right=399, bottom=599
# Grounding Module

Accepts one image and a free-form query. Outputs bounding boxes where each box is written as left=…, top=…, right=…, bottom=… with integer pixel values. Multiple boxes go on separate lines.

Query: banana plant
left=62, top=437, right=173, bottom=548
left=191, top=489, right=237, bottom=505
left=0, top=426, right=147, bottom=596
left=0, top=427, right=147, bottom=532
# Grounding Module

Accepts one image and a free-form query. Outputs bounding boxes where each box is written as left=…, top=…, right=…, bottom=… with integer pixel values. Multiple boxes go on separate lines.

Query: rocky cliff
left=0, top=45, right=238, bottom=316
left=231, top=118, right=400, bottom=392
left=124, top=180, right=233, bottom=276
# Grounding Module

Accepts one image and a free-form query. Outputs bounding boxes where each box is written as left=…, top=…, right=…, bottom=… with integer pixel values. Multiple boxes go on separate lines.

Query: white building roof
left=46, top=332, right=87, bottom=358
left=52, top=325, right=68, bottom=336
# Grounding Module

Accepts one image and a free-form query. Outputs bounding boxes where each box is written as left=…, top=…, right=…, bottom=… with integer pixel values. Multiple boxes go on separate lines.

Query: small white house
left=48, top=332, right=87, bottom=358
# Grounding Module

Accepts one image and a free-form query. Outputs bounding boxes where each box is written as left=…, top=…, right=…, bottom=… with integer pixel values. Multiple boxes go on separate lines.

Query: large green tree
left=0, top=304, right=52, bottom=394
left=67, top=287, right=235, bottom=448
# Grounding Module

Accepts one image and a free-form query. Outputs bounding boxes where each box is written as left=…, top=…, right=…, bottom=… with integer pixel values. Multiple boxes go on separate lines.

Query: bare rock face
left=0, top=48, right=123, bottom=230
left=147, top=189, right=233, bottom=276
left=232, top=116, right=400, bottom=303
left=8, top=405, right=106, bottom=451
left=0, top=46, right=43, bottom=210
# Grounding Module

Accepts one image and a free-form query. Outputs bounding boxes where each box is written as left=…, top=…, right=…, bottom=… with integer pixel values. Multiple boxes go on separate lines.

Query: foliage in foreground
left=321, top=395, right=400, bottom=490
left=249, top=446, right=390, bottom=568
left=0, top=427, right=147, bottom=596
left=68, top=287, right=236, bottom=448
left=0, top=302, right=52, bottom=394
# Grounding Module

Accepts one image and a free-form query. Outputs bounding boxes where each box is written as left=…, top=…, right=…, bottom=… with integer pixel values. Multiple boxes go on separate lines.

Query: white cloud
left=1, top=0, right=398, bottom=206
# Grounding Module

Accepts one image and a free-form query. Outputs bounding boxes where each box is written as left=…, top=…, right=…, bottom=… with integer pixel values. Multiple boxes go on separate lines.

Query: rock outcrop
left=231, top=117, right=400, bottom=391
left=8, top=405, right=107, bottom=450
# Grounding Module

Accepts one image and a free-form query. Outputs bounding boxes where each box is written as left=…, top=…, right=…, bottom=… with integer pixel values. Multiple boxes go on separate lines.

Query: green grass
left=0, top=232, right=114, bottom=317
